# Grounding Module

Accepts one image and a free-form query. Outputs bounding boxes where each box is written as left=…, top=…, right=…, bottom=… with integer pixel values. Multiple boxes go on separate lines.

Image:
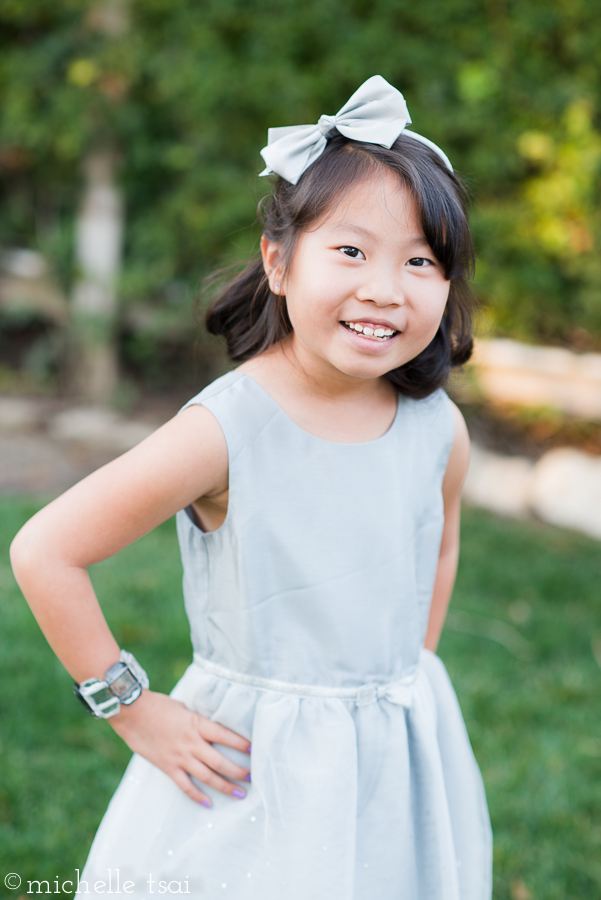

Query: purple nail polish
left=247, top=743, right=252, bottom=754
left=245, top=772, right=251, bottom=782
left=232, top=788, right=245, bottom=799
left=201, top=799, right=211, bottom=808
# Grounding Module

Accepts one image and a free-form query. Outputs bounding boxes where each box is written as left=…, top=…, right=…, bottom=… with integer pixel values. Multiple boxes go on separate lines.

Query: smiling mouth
left=342, top=321, right=399, bottom=342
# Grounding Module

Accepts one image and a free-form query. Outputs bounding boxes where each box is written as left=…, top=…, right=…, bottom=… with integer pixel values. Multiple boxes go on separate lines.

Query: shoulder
left=442, top=399, right=470, bottom=499
left=402, top=387, right=456, bottom=454
left=176, top=371, right=245, bottom=461
left=179, top=368, right=280, bottom=461
left=180, top=369, right=245, bottom=412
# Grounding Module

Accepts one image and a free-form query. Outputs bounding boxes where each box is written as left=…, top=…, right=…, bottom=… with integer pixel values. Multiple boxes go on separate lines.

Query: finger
left=197, top=717, right=251, bottom=753
left=170, top=768, right=213, bottom=807
left=196, top=743, right=251, bottom=783
left=186, top=759, right=247, bottom=799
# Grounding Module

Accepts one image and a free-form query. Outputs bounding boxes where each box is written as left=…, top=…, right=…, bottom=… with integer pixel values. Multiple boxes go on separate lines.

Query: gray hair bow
left=259, top=75, right=453, bottom=185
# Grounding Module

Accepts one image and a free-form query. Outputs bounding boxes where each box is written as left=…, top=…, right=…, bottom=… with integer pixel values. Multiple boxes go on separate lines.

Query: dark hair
left=205, top=132, right=476, bottom=398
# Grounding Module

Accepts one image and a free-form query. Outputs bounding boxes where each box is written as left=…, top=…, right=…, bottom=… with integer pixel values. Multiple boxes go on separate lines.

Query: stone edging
left=464, top=442, right=601, bottom=540
left=472, top=338, right=601, bottom=420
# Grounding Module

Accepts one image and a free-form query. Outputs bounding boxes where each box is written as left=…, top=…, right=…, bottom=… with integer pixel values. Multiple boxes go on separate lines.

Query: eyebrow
left=329, top=222, right=430, bottom=247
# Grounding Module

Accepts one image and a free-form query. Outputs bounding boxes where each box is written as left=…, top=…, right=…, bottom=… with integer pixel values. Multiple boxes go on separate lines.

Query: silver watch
left=74, top=650, right=149, bottom=719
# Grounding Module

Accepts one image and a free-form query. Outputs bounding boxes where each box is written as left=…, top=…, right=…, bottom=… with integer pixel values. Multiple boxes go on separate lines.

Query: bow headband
left=259, top=75, right=453, bottom=185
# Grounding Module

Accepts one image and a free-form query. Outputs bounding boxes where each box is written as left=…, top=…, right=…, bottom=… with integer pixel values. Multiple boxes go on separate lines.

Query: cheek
left=406, top=284, right=449, bottom=350
left=285, top=275, right=340, bottom=330
left=418, top=281, right=450, bottom=327
left=284, top=293, right=324, bottom=343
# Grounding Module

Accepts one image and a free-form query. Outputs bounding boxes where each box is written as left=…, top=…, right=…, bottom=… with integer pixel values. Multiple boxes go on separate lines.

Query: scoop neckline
left=238, top=371, right=401, bottom=447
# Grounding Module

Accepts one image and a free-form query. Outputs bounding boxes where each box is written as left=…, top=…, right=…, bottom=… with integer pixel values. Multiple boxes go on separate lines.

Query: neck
left=263, top=335, right=389, bottom=405
left=238, top=337, right=398, bottom=444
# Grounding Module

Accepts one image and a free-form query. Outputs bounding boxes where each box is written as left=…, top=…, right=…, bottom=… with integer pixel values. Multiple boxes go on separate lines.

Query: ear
left=260, top=235, right=284, bottom=294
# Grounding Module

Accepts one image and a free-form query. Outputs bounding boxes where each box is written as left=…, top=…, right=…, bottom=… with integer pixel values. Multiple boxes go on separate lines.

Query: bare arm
left=10, top=405, right=250, bottom=806
left=423, top=401, right=470, bottom=653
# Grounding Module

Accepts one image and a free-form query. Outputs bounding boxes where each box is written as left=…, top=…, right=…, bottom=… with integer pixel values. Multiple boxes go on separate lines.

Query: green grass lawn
left=1, top=499, right=600, bottom=898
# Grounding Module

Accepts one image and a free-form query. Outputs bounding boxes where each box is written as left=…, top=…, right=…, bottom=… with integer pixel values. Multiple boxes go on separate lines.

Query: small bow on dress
left=259, top=75, right=453, bottom=184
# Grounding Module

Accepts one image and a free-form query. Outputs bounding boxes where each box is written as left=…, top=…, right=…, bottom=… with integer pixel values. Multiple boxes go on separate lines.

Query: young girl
left=11, top=76, right=492, bottom=899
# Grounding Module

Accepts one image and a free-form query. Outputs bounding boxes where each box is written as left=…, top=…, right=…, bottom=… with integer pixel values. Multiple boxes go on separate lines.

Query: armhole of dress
left=176, top=380, right=240, bottom=537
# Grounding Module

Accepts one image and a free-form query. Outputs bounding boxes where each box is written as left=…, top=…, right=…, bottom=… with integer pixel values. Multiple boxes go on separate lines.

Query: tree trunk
left=69, top=0, right=129, bottom=403
left=70, top=148, right=123, bottom=402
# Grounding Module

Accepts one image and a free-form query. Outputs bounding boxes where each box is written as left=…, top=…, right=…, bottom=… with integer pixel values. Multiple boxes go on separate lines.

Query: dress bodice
left=176, top=371, right=454, bottom=687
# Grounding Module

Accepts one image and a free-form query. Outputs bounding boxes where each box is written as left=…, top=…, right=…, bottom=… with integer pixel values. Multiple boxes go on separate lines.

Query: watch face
left=109, top=669, right=136, bottom=699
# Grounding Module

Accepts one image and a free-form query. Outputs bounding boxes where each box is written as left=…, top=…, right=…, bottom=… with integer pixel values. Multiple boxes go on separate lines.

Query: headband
left=259, top=75, right=453, bottom=185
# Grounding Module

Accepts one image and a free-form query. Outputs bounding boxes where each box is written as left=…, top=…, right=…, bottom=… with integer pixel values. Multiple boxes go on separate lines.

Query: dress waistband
left=192, top=653, right=418, bottom=708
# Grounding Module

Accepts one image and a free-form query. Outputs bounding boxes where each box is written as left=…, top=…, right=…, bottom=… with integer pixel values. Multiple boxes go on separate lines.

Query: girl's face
left=263, top=170, right=451, bottom=385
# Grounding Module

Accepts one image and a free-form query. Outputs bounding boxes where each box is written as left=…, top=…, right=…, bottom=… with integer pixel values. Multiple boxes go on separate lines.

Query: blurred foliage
left=0, top=0, right=600, bottom=385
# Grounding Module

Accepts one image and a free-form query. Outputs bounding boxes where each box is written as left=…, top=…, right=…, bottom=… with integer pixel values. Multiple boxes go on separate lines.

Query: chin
left=334, top=357, right=398, bottom=380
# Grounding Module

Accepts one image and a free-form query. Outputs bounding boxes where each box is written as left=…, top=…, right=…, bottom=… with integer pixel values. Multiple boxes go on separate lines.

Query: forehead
left=315, top=170, right=422, bottom=236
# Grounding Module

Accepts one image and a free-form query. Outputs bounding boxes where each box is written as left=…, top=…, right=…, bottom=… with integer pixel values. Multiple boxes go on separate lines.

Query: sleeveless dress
left=81, top=370, right=492, bottom=900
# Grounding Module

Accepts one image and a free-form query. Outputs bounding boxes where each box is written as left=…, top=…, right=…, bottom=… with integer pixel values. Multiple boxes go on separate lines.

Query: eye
left=338, top=246, right=365, bottom=260
left=407, top=257, right=434, bottom=267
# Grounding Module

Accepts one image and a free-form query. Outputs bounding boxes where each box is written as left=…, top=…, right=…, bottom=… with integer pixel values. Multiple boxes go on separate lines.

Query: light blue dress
left=81, top=370, right=492, bottom=899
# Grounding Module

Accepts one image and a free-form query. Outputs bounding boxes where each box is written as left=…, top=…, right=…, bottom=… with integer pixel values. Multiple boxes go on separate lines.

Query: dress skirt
left=81, top=649, right=492, bottom=900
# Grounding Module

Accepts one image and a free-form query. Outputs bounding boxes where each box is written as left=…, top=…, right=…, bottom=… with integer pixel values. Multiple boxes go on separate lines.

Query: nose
left=355, top=263, right=404, bottom=307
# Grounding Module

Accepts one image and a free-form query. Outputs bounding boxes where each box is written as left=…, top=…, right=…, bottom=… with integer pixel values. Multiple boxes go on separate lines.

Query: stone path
left=0, top=395, right=164, bottom=495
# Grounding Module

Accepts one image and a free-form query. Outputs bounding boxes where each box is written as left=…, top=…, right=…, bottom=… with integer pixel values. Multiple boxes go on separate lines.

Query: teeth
left=344, top=322, right=397, bottom=341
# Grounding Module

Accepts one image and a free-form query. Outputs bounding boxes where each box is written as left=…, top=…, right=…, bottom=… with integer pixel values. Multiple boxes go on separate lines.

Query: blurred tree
left=69, top=0, right=128, bottom=402
left=0, top=0, right=599, bottom=394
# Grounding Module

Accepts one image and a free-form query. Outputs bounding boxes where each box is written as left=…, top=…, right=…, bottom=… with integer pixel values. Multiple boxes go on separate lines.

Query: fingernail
left=232, top=788, right=245, bottom=799
left=245, top=772, right=251, bottom=782
left=247, top=743, right=252, bottom=754
left=201, top=799, right=211, bottom=808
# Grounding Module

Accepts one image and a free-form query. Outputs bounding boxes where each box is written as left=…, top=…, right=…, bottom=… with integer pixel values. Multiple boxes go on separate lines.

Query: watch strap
left=73, top=678, right=122, bottom=719
left=120, top=650, right=149, bottom=688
